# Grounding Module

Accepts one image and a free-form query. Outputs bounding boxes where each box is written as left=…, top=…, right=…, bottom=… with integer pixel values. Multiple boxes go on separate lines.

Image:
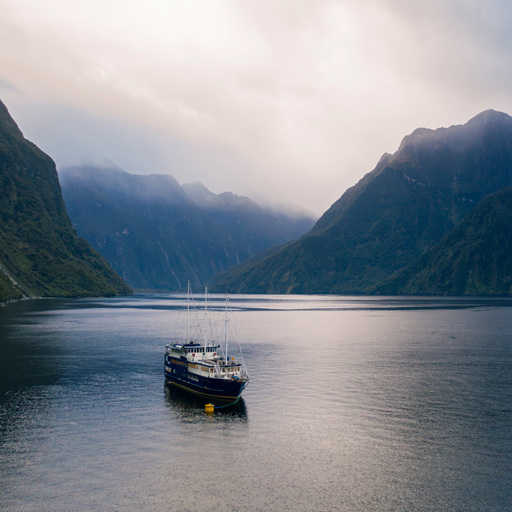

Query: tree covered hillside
left=212, top=110, right=512, bottom=295
left=375, top=187, right=512, bottom=295
left=0, top=99, right=131, bottom=302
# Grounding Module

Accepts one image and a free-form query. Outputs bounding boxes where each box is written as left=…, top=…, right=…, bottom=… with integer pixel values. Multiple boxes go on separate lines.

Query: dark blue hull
left=164, top=368, right=247, bottom=401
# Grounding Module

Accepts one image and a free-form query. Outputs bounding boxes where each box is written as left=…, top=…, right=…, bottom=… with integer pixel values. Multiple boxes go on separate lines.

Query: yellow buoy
left=205, top=403, right=214, bottom=414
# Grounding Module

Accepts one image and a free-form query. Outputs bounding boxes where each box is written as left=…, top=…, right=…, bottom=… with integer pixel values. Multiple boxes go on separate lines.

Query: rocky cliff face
left=0, top=100, right=131, bottom=301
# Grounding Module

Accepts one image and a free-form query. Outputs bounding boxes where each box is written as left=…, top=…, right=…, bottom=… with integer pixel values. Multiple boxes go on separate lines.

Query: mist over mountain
left=0, top=100, right=131, bottom=302
left=212, top=110, right=512, bottom=295
left=60, top=167, right=315, bottom=290
left=182, top=181, right=314, bottom=258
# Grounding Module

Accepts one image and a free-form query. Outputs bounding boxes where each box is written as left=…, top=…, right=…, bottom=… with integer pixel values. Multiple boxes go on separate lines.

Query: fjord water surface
left=1, top=294, right=511, bottom=511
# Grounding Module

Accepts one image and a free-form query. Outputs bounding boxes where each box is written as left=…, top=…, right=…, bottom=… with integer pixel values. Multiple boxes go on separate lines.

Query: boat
left=164, top=285, right=249, bottom=402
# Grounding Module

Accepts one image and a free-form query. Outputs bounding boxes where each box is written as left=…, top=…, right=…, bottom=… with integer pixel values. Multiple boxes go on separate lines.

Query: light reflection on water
left=1, top=294, right=512, bottom=511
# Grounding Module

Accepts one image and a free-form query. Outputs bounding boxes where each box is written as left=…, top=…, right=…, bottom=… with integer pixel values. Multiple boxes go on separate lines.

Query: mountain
left=182, top=181, right=314, bottom=259
left=374, top=187, right=512, bottom=295
left=60, top=167, right=315, bottom=290
left=211, top=110, right=512, bottom=294
left=0, top=100, right=131, bottom=302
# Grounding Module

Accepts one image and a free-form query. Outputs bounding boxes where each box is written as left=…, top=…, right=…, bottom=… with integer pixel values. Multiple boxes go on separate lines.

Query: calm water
left=1, top=294, right=512, bottom=512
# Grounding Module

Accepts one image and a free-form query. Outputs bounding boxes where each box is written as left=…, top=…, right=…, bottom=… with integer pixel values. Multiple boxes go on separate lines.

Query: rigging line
left=213, top=396, right=242, bottom=409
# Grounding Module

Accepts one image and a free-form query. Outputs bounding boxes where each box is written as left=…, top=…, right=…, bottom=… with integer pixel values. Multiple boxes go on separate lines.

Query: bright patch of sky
left=1, top=0, right=512, bottom=214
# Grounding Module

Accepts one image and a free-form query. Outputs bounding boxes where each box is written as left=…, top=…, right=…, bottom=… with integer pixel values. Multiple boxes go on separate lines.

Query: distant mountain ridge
left=60, top=166, right=315, bottom=290
left=212, top=110, right=512, bottom=295
left=182, top=181, right=315, bottom=259
left=0, top=99, right=131, bottom=302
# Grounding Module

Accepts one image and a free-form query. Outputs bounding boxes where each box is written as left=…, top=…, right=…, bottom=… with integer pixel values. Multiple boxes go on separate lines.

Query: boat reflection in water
left=164, top=383, right=248, bottom=418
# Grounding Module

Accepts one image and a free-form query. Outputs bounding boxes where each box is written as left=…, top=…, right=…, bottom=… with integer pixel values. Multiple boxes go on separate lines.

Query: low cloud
left=2, top=0, right=512, bottom=214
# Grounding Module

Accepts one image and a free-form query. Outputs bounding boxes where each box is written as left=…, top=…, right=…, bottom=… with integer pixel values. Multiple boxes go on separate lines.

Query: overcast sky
left=1, top=0, right=512, bottom=215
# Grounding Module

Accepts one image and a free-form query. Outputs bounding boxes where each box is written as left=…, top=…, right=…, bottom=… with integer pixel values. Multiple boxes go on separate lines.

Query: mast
left=186, top=281, right=191, bottom=344
left=204, top=286, right=208, bottom=350
left=224, top=293, right=229, bottom=360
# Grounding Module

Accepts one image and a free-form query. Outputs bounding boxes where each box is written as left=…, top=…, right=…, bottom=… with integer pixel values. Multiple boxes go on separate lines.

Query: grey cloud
left=2, top=0, right=512, bottom=214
